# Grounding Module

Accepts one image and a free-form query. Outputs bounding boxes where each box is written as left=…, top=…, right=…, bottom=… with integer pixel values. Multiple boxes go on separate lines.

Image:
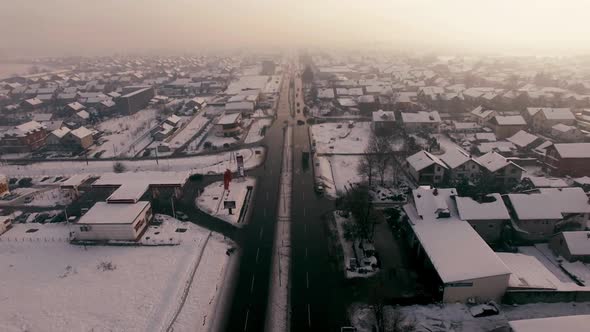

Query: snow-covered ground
left=245, top=118, right=273, bottom=144
left=329, top=155, right=362, bottom=195
left=91, top=109, right=160, bottom=158
left=0, top=147, right=265, bottom=178
left=167, top=113, right=211, bottom=150
left=333, top=211, right=378, bottom=279
left=350, top=301, right=590, bottom=332
left=0, top=215, right=233, bottom=332
left=24, top=188, right=73, bottom=207
left=310, top=122, right=404, bottom=155
left=195, top=177, right=256, bottom=226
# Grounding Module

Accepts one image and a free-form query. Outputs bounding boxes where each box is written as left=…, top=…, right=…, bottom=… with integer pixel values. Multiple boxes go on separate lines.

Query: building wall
left=515, top=218, right=560, bottom=241
left=493, top=124, right=526, bottom=139
left=117, top=87, right=155, bottom=115
left=492, top=164, right=522, bottom=186
left=468, top=219, right=506, bottom=243
left=443, top=274, right=510, bottom=303
left=449, top=160, right=480, bottom=181
left=74, top=206, right=151, bottom=241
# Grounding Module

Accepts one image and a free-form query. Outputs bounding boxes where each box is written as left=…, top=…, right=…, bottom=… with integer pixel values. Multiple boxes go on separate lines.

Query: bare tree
left=358, top=152, right=377, bottom=187
left=368, top=134, right=394, bottom=186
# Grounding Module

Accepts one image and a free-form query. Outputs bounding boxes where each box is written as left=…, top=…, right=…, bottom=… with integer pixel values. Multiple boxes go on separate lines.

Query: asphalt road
left=289, top=75, right=349, bottom=331
left=223, top=68, right=292, bottom=332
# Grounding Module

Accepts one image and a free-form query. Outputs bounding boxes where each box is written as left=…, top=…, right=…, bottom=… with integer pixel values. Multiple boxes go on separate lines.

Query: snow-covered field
left=245, top=118, right=273, bottom=144
left=350, top=302, right=590, bottom=332
left=196, top=177, right=256, bottom=226
left=91, top=109, right=160, bottom=158
left=0, top=215, right=233, bottom=332
left=25, top=188, right=73, bottom=207
left=0, top=147, right=265, bottom=177
left=310, top=122, right=404, bottom=155
left=329, top=155, right=362, bottom=195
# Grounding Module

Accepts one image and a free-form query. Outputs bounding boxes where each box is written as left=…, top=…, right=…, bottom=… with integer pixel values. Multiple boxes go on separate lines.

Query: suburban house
left=470, top=106, right=497, bottom=125
left=476, top=151, right=524, bottom=186
left=544, top=143, right=590, bottom=177
left=371, top=110, right=396, bottom=135
left=0, top=174, right=9, bottom=197
left=403, top=187, right=511, bottom=303
left=551, top=124, right=585, bottom=142
left=438, top=148, right=481, bottom=181
left=22, top=97, right=43, bottom=110
left=456, top=194, right=511, bottom=243
left=506, top=187, right=590, bottom=241
left=406, top=150, right=448, bottom=185
left=488, top=115, right=527, bottom=139
left=550, top=231, right=590, bottom=263
left=0, top=121, right=48, bottom=153
left=532, top=107, right=576, bottom=132
left=506, top=130, right=542, bottom=151
left=400, top=111, right=441, bottom=132
left=216, top=112, right=243, bottom=137
left=73, top=201, right=152, bottom=241
left=63, top=126, right=94, bottom=150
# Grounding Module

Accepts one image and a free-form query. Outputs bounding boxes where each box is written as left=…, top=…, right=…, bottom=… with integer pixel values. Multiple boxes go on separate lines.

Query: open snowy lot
left=196, top=177, right=256, bottom=226
left=0, top=215, right=233, bottom=332
left=350, top=301, right=590, bottom=332
left=310, top=122, right=404, bottom=155
left=91, top=109, right=160, bottom=158
left=0, top=147, right=265, bottom=178
left=245, top=118, right=272, bottom=144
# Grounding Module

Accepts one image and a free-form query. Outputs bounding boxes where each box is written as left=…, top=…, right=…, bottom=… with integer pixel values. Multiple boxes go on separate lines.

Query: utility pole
left=170, top=196, right=176, bottom=219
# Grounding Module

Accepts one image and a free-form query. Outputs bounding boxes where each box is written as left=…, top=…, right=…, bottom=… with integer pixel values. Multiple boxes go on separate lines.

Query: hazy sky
left=1, top=0, right=589, bottom=56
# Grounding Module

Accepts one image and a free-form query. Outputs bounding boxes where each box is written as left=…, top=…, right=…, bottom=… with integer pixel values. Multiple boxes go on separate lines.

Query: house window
left=488, top=224, right=494, bottom=228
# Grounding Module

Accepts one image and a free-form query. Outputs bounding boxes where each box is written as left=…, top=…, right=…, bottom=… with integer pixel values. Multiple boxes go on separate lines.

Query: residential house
left=401, top=111, right=441, bottom=132
left=476, top=151, right=524, bottom=187
left=64, top=126, right=94, bottom=150
left=73, top=201, right=152, bottom=241
left=544, top=143, right=590, bottom=177
left=22, top=97, right=43, bottom=110
left=550, top=231, right=590, bottom=263
left=216, top=112, right=243, bottom=137
left=456, top=194, right=511, bottom=243
left=488, top=115, right=527, bottom=139
left=403, top=187, right=511, bottom=303
left=406, top=150, right=448, bottom=185
left=439, top=148, right=480, bottom=181
left=0, top=121, right=48, bottom=153
left=371, top=110, right=396, bottom=135
left=506, top=130, right=542, bottom=152
left=551, top=124, right=585, bottom=142
left=532, top=108, right=576, bottom=132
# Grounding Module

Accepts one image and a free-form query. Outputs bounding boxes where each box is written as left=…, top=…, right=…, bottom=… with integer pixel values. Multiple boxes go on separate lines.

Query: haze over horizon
left=1, top=0, right=590, bottom=57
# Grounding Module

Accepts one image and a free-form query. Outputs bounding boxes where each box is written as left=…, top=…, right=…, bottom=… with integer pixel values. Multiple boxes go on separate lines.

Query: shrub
left=113, top=162, right=126, bottom=173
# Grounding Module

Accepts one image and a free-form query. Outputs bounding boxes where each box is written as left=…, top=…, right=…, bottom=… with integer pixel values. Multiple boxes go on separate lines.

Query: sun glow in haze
left=1, top=0, right=589, bottom=56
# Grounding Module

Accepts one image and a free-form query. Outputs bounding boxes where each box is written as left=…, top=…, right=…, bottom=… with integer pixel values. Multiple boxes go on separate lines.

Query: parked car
left=23, top=196, right=34, bottom=204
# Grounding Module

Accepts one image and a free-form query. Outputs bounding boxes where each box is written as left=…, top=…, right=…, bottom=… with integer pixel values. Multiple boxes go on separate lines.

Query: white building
left=403, top=187, right=511, bottom=303
left=406, top=150, right=448, bottom=185
left=401, top=111, right=441, bottom=132
left=74, top=201, right=152, bottom=241
left=509, top=315, right=590, bottom=332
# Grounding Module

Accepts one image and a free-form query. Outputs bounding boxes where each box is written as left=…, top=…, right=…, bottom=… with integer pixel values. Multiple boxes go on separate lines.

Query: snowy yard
left=24, top=188, right=73, bottom=207
left=0, top=215, right=233, bottom=332
left=310, top=122, right=404, bottom=155
left=91, top=109, right=160, bottom=158
left=195, top=177, right=256, bottom=226
left=0, top=147, right=265, bottom=177
left=350, top=301, right=590, bottom=332
left=245, top=118, right=272, bottom=144
left=333, top=211, right=379, bottom=279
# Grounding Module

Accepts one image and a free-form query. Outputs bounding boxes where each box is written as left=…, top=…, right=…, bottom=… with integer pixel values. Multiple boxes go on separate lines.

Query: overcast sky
left=1, top=0, right=589, bottom=56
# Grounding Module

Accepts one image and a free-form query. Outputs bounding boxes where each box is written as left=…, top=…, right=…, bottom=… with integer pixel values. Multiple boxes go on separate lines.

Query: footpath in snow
left=0, top=147, right=265, bottom=178
left=195, top=176, right=256, bottom=226
left=0, top=215, right=233, bottom=332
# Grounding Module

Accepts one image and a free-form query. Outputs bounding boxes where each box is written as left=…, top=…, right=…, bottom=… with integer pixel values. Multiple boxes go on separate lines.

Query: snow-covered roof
left=77, top=201, right=150, bottom=225
left=51, top=127, right=71, bottom=138
left=67, top=101, right=85, bottom=111
left=401, top=111, right=441, bottom=124
left=507, top=193, right=564, bottom=220
left=70, top=126, right=93, bottom=139
left=538, top=187, right=590, bottom=215
left=497, top=252, right=559, bottom=290
left=60, top=173, right=92, bottom=188
left=12, top=121, right=46, bottom=136
left=492, top=115, right=526, bottom=126
left=406, top=150, right=448, bottom=172
left=403, top=187, right=510, bottom=283
left=93, top=171, right=190, bottom=203
left=456, top=194, right=510, bottom=221
left=538, top=107, right=575, bottom=120
left=552, top=123, right=577, bottom=133
left=561, top=231, right=590, bottom=256
left=507, top=130, right=538, bottom=148
left=372, top=110, right=395, bottom=122
left=225, top=101, right=254, bottom=112
left=439, top=148, right=472, bottom=169
left=509, top=314, right=590, bottom=332
left=525, top=176, right=569, bottom=188
left=217, top=112, right=241, bottom=125
left=318, top=88, right=334, bottom=99
left=166, top=114, right=182, bottom=125
left=475, top=132, right=497, bottom=142
left=337, top=98, right=357, bottom=107
left=24, top=97, right=43, bottom=106
left=76, top=110, right=90, bottom=119
left=552, top=143, right=590, bottom=158
left=476, top=151, right=521, bottom=172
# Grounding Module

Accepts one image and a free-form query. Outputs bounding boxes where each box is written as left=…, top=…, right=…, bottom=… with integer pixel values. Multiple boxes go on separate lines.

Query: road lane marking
left=259, top=227, right=264, bottom=239
left=255, top=247, right=260, bottom=263
left=303, top=208, right=306, bottom=217
left=263, top=208, right=267, bottom=217
left=304, top=224, right=307, bottom=233
left=302, top=192, right=304, bottom=200
left=307, top=304, right=312, bottom=327
left=306, top=271, right=309, bottom=289
left=305, top=247, right=308, bottom=259
left=244, top=309, right=250, bottom=331
left=250, top=275, right=256, bottom=293
left=266, top=192, right=269, bottom=200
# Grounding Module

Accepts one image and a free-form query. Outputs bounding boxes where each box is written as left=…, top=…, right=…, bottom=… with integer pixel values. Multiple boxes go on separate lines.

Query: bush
left=203, top=141, right=212, bottom=149
left=113, top=162, right=126, bottom=173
